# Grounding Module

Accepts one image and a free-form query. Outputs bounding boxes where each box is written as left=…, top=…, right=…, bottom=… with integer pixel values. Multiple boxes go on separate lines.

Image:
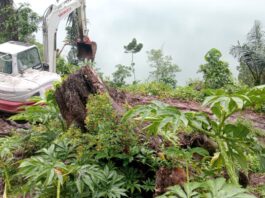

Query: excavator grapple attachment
left=77, top=36, right=97, bottom=61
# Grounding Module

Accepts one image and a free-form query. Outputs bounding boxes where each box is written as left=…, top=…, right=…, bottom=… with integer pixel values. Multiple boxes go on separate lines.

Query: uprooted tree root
left=55, top=66, right=124, bottom=130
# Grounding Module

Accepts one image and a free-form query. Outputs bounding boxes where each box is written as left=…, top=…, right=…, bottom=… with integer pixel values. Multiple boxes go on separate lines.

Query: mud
left=249, top=173, right=265, bottom=186
left=126, top=93, right=265, bottom=131
left=0, top=113, right=29, bottom=135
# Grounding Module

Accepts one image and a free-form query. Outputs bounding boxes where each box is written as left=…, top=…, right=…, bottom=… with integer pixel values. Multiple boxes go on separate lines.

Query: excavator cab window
left=17, top=48, right=42, bottom=72
left=0, top=53, right=12, bottom=74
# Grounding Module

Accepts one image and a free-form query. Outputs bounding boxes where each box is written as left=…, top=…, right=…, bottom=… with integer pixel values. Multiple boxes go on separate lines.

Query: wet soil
left=126, top=93, right=265, bottom=131
left=0, top=112, right=29, bottom=135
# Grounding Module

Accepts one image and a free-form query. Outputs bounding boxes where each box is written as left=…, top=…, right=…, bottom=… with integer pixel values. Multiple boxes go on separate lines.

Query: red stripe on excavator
left=0, top=99, right=34, bottom=113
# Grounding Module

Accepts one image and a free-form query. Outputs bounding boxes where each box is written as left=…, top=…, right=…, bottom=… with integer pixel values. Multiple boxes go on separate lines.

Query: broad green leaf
left=231, top=97, right=244, bottom=109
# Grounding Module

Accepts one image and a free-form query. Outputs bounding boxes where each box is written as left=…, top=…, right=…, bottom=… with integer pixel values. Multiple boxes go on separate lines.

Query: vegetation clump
left=199, top=48, right=233, bottom=89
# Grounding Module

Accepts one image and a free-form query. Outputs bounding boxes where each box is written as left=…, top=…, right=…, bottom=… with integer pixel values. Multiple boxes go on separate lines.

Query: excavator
left=0, top=0, right=96, bottom=112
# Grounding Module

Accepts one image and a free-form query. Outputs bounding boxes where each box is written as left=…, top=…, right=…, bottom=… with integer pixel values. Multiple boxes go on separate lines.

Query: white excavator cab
left=0, top=41, right=60, bottom=112
left=0, top=0, right=96, bottom=112
left=0, top=41, right=43, bottom=75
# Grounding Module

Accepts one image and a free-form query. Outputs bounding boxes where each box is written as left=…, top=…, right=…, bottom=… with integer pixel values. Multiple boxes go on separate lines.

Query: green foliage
left=86, top=93, right=118, bottom=134
left=164, top=147, right=209, bottom=183
left=124, top=38, right=143, bottom=54
left=10, top=87, right=66, bottom=132
left=56, top=57, right=81, bottom=76
left=65, top=11, right=79, bottom=45
left=123, top=87, right=265, bottom=185
left=92, top=166, right=126, bottom=198
left=157, top=180, right=201, bottom=198
left=65, top=11, right=79, bottom=65
left=112, top=64, right=132, bottom=87
left=122, top=101, right=189, bottom=142
left=0, top=134, right=25, bottom=197
left=18, top=140, right=127, bottom=198
left=1, top=68, right=264, bottom=197
left=0, top=0, right=13, bottom=7
left=122, top=82, right=174, bottom=97
left=193, top=91, right=264, bottom=184
left=147, top=49, right=181, bottom=87
left=0, top=3, right=39, bottom=43
left=158, top=177, right=255, bottom=198
left=237, top=63, right=256, bottom=87
left=172, top=86, right=205, bottom=102
left=247, top=85, right=265, bottom=113
left=122, top=82, right=205, bottom=102
left=199, top=48, right=233, bottom=89
left=249, top=185, right=265, bottom=198
left=84, top=94, right=157, bottom=196
left=231, top=20, right=265, bottom=86
left=186, top=78, right=205, bottom=91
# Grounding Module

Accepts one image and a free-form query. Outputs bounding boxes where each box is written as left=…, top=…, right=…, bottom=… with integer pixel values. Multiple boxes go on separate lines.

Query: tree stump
left=55, top=66, right=124, bottom=130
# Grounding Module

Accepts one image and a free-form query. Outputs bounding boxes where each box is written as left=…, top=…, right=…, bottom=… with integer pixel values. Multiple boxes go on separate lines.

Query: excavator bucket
left=77, top=36, right=97, bottom=61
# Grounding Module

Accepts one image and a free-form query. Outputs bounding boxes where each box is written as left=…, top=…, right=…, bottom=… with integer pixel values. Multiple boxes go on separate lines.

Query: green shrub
left=56, top=57, right=80, bottom=76
left=123, top=88, right=265, bottom=185
left=198, top=48, right=234, bottom=89
left=158, top=177, right=255, bottom=198
left=171, top=86, right=205, bottom=101
left=122, top=82, right=173, bottom=97
left=122, top=82, right=205, bottom=102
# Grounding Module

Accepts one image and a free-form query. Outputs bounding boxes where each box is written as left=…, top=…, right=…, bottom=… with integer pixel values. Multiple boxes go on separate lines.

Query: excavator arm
left=42, top=0, right=96, bottom=73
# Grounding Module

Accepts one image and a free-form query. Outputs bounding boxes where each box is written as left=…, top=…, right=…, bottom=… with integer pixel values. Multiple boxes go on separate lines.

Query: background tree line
left=112, top=20, right=265, bottom=89
left=0, top=1, right=265, bottom=89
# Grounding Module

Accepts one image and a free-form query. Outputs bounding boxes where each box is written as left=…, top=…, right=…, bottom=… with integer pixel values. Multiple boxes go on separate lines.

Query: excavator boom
left=43, top=0, right=96, bottom=72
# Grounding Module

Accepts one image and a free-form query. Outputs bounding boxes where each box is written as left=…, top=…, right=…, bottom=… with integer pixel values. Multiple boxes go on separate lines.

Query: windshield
left=0, top=53, right=12, bottom=74
left=17, top=47, right=41, bottom=71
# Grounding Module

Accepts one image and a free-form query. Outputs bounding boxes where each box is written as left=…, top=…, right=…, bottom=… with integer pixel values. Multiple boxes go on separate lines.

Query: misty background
left=14, top=0, right=265, bottom=85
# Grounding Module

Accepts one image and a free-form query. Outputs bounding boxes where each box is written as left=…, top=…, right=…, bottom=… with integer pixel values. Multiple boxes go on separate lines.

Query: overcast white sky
left=14, top=0, right=265, bottom=85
